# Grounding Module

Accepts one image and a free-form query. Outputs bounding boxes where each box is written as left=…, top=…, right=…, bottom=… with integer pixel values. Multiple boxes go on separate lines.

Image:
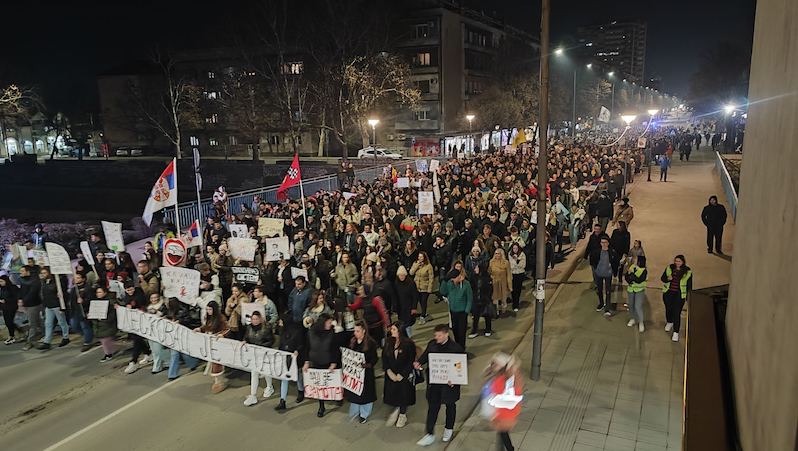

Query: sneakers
left=100, top=354, right=113, bottom=363
left=627, top=319, right=636, bottom=327
left=263, top=386, right=275, bottom=398
left=442, top=428, right=454, bottom=442
left=416, top=434, right=436, bottom=447
left=396, top=413, right=408, bottom=428
left=638, top=323, right=645, bottom=333
left=603, top=310, right=613, bottom=317
left=417, top=316, right=426, bottom=325
left=37, top=342, right=51, bottom=350
left=244, top=395, right=258, bottom=407
left=595, top=302, right=605, bottom=312
left=3, top=337, right=16, bottom=345
left=484, top=331, right=492, bottom=337
left=386, top=407, right=400, bottom=426
left=139, top=354, right=154, bottom=365
left=358, top=416, right=367, bottom=424
left=665, top=322, right=673, bottom=332
left=58, top=338, right=70, bottom=347
left=467, top=333, right=478, bottom=339
left=671, top=332, right=679, bottom=342
left=275, top=399, right=287, bottom=411
left=513, top=308, right=519, bottom=312
left=124, top=362, right=140, bottom=374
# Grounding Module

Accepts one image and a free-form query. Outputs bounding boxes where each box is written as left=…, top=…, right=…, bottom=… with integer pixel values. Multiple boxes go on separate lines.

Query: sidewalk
left=450, top=147, right=735, bottom=451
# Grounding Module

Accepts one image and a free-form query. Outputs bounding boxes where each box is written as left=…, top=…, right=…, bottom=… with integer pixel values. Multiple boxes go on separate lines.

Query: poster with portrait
left=240, top=302, right=266, bottom=326
left=263, top=236, right=290, bottom=262
left=229, top=224, right=249, bottom=239
left=228, top=237, right=259, bottom=262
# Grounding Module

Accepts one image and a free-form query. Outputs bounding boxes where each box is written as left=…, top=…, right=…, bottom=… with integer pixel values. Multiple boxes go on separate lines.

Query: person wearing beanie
left=394, top=265, right=420, bottom=335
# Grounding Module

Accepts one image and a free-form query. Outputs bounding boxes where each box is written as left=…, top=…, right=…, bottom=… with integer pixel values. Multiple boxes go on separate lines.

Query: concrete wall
left=725, top=1, right=798, bottom=450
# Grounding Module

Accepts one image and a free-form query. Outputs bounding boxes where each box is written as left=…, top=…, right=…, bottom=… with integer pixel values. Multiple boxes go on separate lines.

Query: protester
left=625, top=256, right=648, bottom=333
left=347, top=284, right=389, bottom=344
left=0, top=275, right=19, bottom=344
left=661, top=255, right=693, bottom=342
left=304, top=313, right=340, bottom=417
left=18, top=265, right=43, bottom=351
left=166, top=298, right=200, bottom=380
left=383, top=321, right=416, bottom=427
left=488, top=248, right=512, bottom=317
left=197, top=300, right=229, bottom=393
left=393, top=266, right=419, bottom=336
left=409, top=252, right=434, bottom=323
left=484, top=353, right=524, bottom=451
left=507, top=243, right=526, bottom=312
left=701, top=195, right=728, bottom=254
left=440, top=268, right=472, bottom=350
left=589, top=235, right=620, bottom=316
left=345, top=321, right=378, bottom=423
left=243, top=311, right=276, bottom=406
left=121, top=281, right=153, bottom=373
left=92, top=286, right=118, bottom=362
left=38, top=267, right=69, bottom=350
left=275, top=313, right=306, bottom=411
left=145, top=293, right=170, bottom=373
left=224, top=284, right=249, bottom=339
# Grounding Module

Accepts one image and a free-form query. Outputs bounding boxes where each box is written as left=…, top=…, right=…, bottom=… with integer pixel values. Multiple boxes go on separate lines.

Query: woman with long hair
left=489, top=248, right=513, bottom=316
left=383, top=321, right=416, bottom=428
left=345, top=321, right=379, bottom=423
left=197, top=300, right=229, bottom=393
left=304, top=313, right=340, bottom=417
left=409, top=251, right=434, bottom=323
left=508, top=243, right=526, bottom=312
left=484, top=353, right=524, bottom=451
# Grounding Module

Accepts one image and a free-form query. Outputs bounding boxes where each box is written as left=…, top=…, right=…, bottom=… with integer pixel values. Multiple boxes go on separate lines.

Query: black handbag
left=482, top=302, right=498, bottom=319
left=411, top=368, right=425, bottom=385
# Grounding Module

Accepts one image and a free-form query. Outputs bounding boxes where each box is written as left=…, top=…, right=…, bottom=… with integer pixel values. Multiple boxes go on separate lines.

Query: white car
left=357, top=147, right=403, bottom=159
left=115, top=147, right=143, bottom=157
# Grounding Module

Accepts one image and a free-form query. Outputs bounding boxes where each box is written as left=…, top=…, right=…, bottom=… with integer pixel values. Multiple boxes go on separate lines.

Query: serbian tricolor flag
left=277, top=153, right=302, bottom=201
left=184, top=220, right=202, bottom=248
left=142, top=159, right=178, bottom=226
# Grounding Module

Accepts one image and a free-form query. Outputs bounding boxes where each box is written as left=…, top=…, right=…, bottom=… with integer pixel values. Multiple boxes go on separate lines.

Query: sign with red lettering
left=340, top=347, right=365, bottom=396
left=303, top=368, right=344, bottom=400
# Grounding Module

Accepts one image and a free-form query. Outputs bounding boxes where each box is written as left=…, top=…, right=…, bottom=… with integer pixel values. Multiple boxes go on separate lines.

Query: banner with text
left=257, top=217, right=284, bottom=237
left=160, top=266, right=201, bottom=305
left=340, top=347, right=365, bottom=396
left=228, top=237, right=259, bottom=261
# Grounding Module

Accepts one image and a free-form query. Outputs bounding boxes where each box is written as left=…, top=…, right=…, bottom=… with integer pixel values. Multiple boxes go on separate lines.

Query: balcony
left=395, top=119, right=440, bottom=131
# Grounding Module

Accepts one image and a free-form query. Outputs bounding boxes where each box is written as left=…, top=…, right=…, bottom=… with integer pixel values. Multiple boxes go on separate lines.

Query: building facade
left=577, top=20, right=647, bottom=83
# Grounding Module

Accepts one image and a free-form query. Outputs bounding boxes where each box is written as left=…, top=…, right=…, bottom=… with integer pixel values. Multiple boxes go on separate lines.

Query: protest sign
left=162, top=238, right=187, bottom=267
left=637, top=137, right=647, bottom=149
left=87, top=300, right=109, bottom=320
left=303, top=368, right=344, bottom=401
left=101, top=221, right=125, bottom=252
left=79, top=241, right=95, bottom=266
left=160, top=266, right=201, bottom=305
left=229, top=224, right=249, bottom=239
left=241, top=302, right=266, bottom=326
left=342, top=192, right=357, bottom=200
left=290, top=267, right=308, bottom=281
left=429, top=159, right=440, bottom=172
left=17, top=244, right=28, bottom=263
left=396, top=177, right=410, bottom=188
left=116, top=306, right=297, bottom=380
left=108, top=280, right=125, bottom=299
left=340, top=347, right=365, bottom=396
left=418, top=191, right=435, bottom=215
left=263, top=236, right=290, bottom=262
left=31, top=250, right=49, bottom=267
left=228, top=237, right=259, bottom=261
left=415, top=159, right=428, bottom=173
left=231, top=267, right=260, bottom=284
left=429, top=353, right=468, bottom=385
left=257, top=217, right=284, bottom=237
left=45, top=242, right=72, bottom=274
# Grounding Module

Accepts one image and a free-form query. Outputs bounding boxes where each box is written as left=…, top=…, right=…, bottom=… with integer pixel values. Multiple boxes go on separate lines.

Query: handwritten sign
left=241, top=302, right=266, bottom=326
left=228, top=237, right=259, bottom=261
left=87, top=300, right=109, bottom=320
left=229, top=224, right=249, bottom=239
left=396, top=177, right=410, bottom=188
left=101, top=221, right=125, bottom=252
left=418, top=191, right=435, bottom=215
left=257, top=217, right=284, bottom=237
left=290, top=267, right=308, bottom=281
left=31, top=249, right=49, bottom=267
left=108, top=280, right=125, bottom=299
left=79, top=241, right=95, bottom=266
left=263, top=236, right=290, bottom=262
left=44, top=242, right=72, bottom=275
left=116, top=306, right=297, bottom=380
left=160, top=266, right=201, bottom=305
left=429, top=353, right=468, bottom=385
left=231, top=267, right=260, bottom=284
left=340, top=347, right=365, bottom=396
left=303, top=368, right=344, bottom=400
left=429, top=159, right=440, bottom=173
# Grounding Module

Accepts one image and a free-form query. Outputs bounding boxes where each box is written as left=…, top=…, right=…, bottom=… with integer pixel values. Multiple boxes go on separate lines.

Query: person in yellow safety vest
left=624, top=255, right=648, bottom=333
left=660, top=254, right=693, bottom=342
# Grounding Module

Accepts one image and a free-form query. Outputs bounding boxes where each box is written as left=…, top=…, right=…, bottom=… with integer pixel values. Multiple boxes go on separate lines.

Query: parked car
left=115, top=147, right=143, bottom=157
left=356, top=146, right=403, bottom=159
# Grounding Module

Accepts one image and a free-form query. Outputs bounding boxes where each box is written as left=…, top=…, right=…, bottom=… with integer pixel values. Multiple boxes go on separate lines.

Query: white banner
left=263, top=236, right=290, bottom=262
left=418, top=191, right=435, bottom=215
left=87, top=300, right=109, bottom=320
left=79, top=241, right=95, bottom=266
left=257, top=217, right=284, bottom=237
left=228, top=237, right=259, bottom=261
left=429, top=353, right=468, bottom=385
left=340, top=347, right=365, bottom=396
left=160, top=266, right=201, bottom=305
left=116, top=307, right=297, bottom=380
left=101, top=221, right=125, bottom=252
left=45, top=242, right=72, bottom=275
left=303, top=369, right=344, bottom=400
left=229, top=224, right=249, bottom=239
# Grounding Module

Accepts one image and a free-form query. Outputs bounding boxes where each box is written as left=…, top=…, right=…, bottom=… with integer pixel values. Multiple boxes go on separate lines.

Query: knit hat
left=397, top=265, right=408, bottom=277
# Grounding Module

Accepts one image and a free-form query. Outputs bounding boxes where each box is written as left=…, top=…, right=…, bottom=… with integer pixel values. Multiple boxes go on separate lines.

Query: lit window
left=206, top=114, right=218, bottom=124
left=228, top=135, right=237, bottom=146
left=415, top=53, right=431, bottom=66
left=281, top=62, right=303, bottom=75
left=204, top=91, right=218, bottom=100
left=190, top=136, right=200, bottom=146
left=209, top=137, right=219, bottom=147
left=414, top=110, right=429, bottom=121
left=208, top=71, right=215, bottom=79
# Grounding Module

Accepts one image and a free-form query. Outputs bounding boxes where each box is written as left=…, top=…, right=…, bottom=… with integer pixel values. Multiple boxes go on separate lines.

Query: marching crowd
left=0, top=127, right=724, bottom=450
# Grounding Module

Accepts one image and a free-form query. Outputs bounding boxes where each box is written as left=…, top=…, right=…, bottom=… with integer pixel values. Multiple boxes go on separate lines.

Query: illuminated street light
left=554, top=48, right=564, bottom=55
left=586, top=63, right=592, bottom=69
left=368, top=118, right=379, bottom=160
left=621, top=114, right=637, bottom=126
left=724, top=104, right=736, bottom=115
left=465, top=114, right=475, bottom=153
left=647, top=109, right=659, bottom=116
left=608, top=71, right=615, bottom=77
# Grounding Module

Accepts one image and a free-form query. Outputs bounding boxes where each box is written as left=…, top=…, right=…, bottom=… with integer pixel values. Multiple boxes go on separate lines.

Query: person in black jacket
left=383, top=321, right=417, bottom=428
left=121, top=281, right=152, bottom=374
left=701, top=195, right=728, bottom=254
left=589, top=235, right=620, bottom=315
left=68, top=272, right=95, bottom=351
left=610, top=221, right=631, bottom=285
left=304, top=313, right=341, bottom=417
left=1, top=275, right=19, bottom=344
left=38, top=268, right=70, bottom=350
left=345, top=321, right=379, bottom=423
left=393, top=266, right=419, bottom=334
left=414, top=324, right=465, bottom=446
left=583, top=223, right=603, bottom=259
left=276, top=313, right=306, bottom=411
left=18, top=265, right=43, bottom=350
left=243, top=311, right=277, bottom=407
left=595, top=191, right=614, bottom=233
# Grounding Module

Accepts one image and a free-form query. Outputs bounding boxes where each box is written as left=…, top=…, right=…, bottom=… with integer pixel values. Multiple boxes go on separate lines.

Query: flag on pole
left=277, top=153, right=302, bottom=201
left=598, top=106, right=611, bottom=123
left=184, top=220, right=203, bottom=248
left=142, top=160, right=178, bottom=226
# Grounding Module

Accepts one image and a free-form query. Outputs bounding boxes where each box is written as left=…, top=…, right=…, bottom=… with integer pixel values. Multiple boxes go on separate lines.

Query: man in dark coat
left=701, top=195, right=728, bottom=254
left=595, top=191, right=613, bottom=232
left=414, top=324, right=465, bottom=446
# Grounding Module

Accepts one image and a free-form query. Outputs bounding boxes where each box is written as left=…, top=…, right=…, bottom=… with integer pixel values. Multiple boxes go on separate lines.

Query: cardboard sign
left=415, top=159, right=428, bottom=173
left=17, top=244, right=28, bottom=263
left=31, top=250, right=49, bottom=267
left=429, top=159, right=440, bottom=172
left=229, top=224, right=249, bottom=239
left=290, top=267, right=308, bottom=281
left=342, top=192, right=356, bottom=200
left=395, top=177, right=410, bottom=188
left=101, top=221, right=125, bottom=252
left=241, top=302, right=266, bottom=326
left=303, top=368, right=344, bottom=400
left=87, top=300, right=109, bottom=320
left=163, top=238, right=187, bottom=267
left=116, top=306, right=298, bottom=380
left=637, top=137, right=648, bottom=149
left=228, top=237, right=259, bottom=261
left=418, top=191, right=435, bottom=215
left=263, top=236, right=290, bottom=262
left=160, top=266, right=201, bottom=305
left=340, top=347, right=366, bottom=396
left=231, top=267, right=260, bottom=284
left=257, top=217, right=284, bottom=237
left=44, top=242, right=72, bottom=275
left=79, top=241, right=95, bottom=266
left=429, top=353, right=468, bottom=385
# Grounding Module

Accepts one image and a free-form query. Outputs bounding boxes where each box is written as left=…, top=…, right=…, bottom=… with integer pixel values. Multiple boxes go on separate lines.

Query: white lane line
left=43, top=378, right=181, bottom=451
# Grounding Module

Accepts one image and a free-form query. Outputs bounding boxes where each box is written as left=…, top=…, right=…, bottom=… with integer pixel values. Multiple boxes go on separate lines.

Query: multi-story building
left=577, top=20, right=647, bottom=83
left=392, top=0, right=538, bottom=149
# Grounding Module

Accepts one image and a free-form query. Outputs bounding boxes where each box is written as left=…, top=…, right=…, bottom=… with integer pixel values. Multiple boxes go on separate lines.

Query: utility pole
left=531, top=0, right=551, bottom=381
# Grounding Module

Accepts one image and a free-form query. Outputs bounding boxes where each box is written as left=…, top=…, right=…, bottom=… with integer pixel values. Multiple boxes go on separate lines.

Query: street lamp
left=465, top=114, right=475, bottom=154
left=586, top=63, right=592, bottom=69
left=621, top=114, right=636, bottom=126
left=554, top=47, right=564, bottom=55
left=723, top=104, right=735, bottom=115
left=645, top=109, right=658, bottom=181
left=367, top=118, right=379, bottom=161
left=620, top=114, right=636, bottom=196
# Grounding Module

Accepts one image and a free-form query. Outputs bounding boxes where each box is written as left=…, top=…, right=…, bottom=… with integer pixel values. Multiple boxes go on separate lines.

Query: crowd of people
left=1, top=127, right=722, bottom=449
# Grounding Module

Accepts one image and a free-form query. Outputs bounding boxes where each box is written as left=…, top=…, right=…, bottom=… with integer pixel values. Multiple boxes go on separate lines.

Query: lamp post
left=645, top=109, right=658, bottom=181
left=620, top=114, right=636, bottom=197
left=608, top=72, right=616, bottom=118
left=368, top=118, right=379, bottom=161
left=466, top=114, right=475, bottom=154
left=553, top=48, right=579, bottom=137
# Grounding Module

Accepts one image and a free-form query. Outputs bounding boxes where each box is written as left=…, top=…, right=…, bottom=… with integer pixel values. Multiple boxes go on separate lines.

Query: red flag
left=277, top=153, right=302, bottom=201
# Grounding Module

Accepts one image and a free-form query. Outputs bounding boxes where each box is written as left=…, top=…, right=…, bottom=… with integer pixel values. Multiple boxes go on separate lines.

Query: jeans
left=593, top=274, right=613, bottom=310
left=426, top=401, right=456, bottom=434
left=149, top=340, right=170, bottom=372
left=663, top=291, right=686, bottom=333
left=627, top=291, right=645, bottom=324
left=69, top=315, right=93, bottom=344
left=568, top=222, right=580, bottom=247
left=250, top=371, right=274, bottom=396
left=660, top=166, right=668, bottom=181
left=43, top=307, right=69, bottom=343
left=25, top=305, right=43, bottom=344
left=348, top=402, right=374, bottom=419
left=280, top=371, right=304, bottom=400
left=167, top=349, right=199, bottom=379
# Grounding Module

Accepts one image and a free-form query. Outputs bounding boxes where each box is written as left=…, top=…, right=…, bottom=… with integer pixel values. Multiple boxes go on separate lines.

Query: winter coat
left=701, top=202, right=727, bottom=229
left=440, top=279, right=473, bottom=314
left=344, top=337, right=379, bottom=405
left=589, top=248, right=621, bottom=274
left=393, top=277, right=420, bottom=325
left=418, top=338, right=464, bottom=404
left=19, top=275, right=42, bottom=307
left=610, top=229, right=631, bottom=256
left=382, top=337, right=417, bottom=407
left=138, top=271, right=160, bottom=299
left=596, top=196, right=613, bottom=218
left=614, top=204, right=634, bottom=225
left=488, top=258, right=512, bottom=302
left=0, top=280, right=18, bottom=313
left=244, top=323, right=275, bottom=348
left=92, top=297, right=118, bottom=338
left=307, top=327, right=339, bottom=367
left=287, top=286, right=312, bottom=324
left=40, top=277, right=61, bottom=309
left=68, top=283, right=92, bottom=318
left=334, top=262, right=359, bottom=293
left=508, top=252, right=526, bottom=275
left=409, top=261, right=434, bottom=293
left=224, top=292, right=250, bottom=331
left=278, top=320, right=306, bottom=365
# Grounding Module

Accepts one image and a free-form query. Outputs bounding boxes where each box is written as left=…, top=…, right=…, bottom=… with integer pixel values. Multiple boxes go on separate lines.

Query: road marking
left=43, top=378, right=181, bottom=451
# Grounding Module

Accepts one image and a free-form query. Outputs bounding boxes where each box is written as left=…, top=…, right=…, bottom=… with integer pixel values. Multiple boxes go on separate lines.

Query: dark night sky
left=2, top=0, right=756, bottom=116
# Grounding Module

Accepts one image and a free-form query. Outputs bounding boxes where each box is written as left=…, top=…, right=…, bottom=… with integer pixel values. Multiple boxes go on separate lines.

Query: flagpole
left=193, top=149, right=203, bottom=226
left=173, top=157, right=181, bottom=234
left=299, top=175, right=308, bottom=230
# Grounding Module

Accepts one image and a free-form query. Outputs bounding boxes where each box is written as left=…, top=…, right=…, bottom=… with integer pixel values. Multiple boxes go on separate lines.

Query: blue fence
left=714, top=152, right=738, bottom=221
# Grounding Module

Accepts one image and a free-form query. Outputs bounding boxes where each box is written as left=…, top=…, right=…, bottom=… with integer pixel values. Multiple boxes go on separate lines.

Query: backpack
left=362, top=295, right=381, bottom=327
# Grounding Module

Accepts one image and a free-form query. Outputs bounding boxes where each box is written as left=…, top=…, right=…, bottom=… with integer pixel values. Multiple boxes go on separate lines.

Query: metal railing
left=714, top=152, right=738, bottom=221
left=164, top=164, right=388, bottom=227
